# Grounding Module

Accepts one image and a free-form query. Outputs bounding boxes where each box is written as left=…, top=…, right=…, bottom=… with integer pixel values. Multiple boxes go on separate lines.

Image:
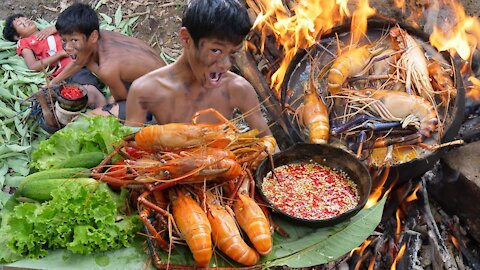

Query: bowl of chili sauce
left=54, top=83, right=88, bottom=111
left=255, top=143, right=372, bottom=227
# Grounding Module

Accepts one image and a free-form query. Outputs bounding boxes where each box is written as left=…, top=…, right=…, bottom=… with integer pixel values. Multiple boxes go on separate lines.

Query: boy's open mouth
left=209, top=72, right=223, bottom=84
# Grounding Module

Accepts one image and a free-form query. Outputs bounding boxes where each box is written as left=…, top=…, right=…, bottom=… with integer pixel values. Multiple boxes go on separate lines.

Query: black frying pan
left=255, top=143, right=372, bottom=227
left=280, top=18, right=465, bottom=184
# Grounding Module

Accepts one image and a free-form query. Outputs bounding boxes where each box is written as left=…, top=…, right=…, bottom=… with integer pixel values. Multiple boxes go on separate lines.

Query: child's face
left=188, top=37, right=243, bottom=89
left=60, top=32, right=91, bottom=65
left=12, top=17, right=37, bottom=39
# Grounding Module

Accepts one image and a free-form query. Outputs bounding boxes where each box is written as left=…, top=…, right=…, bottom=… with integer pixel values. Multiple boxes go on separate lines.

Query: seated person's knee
left=84, top=85, right=107, bottom=109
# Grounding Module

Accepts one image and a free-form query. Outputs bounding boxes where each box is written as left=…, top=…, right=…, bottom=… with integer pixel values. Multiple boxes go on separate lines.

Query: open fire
left=236, top=0, right=480, bottom=268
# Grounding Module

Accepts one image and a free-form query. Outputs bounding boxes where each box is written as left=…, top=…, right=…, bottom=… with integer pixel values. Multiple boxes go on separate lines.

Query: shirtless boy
left=125, top=0, right=272, bottom=137
left=52, top=3, right=166, bottom=119
left=3, top=14, right=106, bottom=109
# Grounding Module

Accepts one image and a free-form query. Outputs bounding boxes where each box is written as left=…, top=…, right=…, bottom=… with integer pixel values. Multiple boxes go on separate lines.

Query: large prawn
left=130, top=147, right=243, bottom=189
left=338, top=89, right=438, bottom=146
left=170, top=188, right=213, bottom=267
left=134, top=108, right=239, bottom=152
left=204, top=190, right=260, bottom=266
left=389, top=28, right=438, bottom=99
left=232, top=180, right=272, bottom=256
left=300, top=75, right=330, bottom=144
left=327, top=44, right=385, bottom=95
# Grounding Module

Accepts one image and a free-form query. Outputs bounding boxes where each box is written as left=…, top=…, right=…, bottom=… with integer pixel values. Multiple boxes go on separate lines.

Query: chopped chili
left=262, top=162, right=359, bottom=220
left=60, top=85, right=84, bottom=100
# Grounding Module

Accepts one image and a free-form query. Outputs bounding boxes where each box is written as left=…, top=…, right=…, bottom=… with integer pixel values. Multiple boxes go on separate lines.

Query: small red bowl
left=54, top=84, right=88, bottom=111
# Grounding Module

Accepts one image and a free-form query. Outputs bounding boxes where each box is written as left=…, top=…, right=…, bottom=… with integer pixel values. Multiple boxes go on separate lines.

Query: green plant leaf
left=99, top=13, right=112, bottom=25
left=114, top=6, right=123, bottom=27
left=0, top=164, right=8, bottom=187
left=3, top=198, right=385, bottom=269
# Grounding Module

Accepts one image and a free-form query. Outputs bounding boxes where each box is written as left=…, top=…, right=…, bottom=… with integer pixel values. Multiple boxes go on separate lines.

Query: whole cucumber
left=18, top=178, right=99, bottom=202
left=52, top=152, right=105, bottom=169
left=19, top=167, right=91, bottom=190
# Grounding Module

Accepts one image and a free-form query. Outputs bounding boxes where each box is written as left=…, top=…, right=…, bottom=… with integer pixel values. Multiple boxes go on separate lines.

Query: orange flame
left=429, top=0, right=480, bottom=60
left=368, top=255, right=376, bottom=270
left=350, top=0, right=376, bottom=45
left=467, top=76, right=480, bottom=101
left=450, top=234, right=460, bottom=251
left=252, top=0, right=377, bottom=96
left=350, top=239, right=372, bottom=256
left=393, top=0, right=405, bottom=11
left=395, top=208, right=402, bottom=241
left=366, top=166, right=393, bottom=208
left=405, top=183, right=420, bottom=202
left=391, top=243, right=406, bottom=270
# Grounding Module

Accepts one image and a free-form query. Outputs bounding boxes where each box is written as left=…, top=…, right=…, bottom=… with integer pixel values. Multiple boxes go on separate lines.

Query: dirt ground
left=0, top=0, right=186, bottom=59
left=1, top=0, right=479, bottom=60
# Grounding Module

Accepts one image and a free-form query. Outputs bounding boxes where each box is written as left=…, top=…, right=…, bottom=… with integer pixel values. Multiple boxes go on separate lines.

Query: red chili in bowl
left=60, top=85, right=83, bottom=100
left=262, top=162, right=359, bottom=220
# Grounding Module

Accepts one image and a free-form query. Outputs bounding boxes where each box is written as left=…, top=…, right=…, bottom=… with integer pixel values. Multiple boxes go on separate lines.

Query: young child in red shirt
left=3, top=14, right=106, bottom=109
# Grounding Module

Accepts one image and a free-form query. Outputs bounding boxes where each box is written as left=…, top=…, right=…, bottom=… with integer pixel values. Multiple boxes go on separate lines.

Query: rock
left=429, top=141, right=480, bottom=243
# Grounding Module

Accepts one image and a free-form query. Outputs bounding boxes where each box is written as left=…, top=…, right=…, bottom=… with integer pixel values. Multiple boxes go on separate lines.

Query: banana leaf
left=2, top=197, right=385, bottom=269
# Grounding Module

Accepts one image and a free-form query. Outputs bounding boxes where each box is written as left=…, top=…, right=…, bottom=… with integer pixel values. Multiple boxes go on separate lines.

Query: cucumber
left=19, top=168, right=91, bottom=190
left=52, top=152, right=105, bottom=169
left=18, top=178, right=100, bottom=202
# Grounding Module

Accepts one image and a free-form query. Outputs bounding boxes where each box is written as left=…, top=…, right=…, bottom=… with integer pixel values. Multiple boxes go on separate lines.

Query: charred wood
left=447, top=214, right=480, bottom=270
left=457, top=115, right=480, bottom=142
left=248, top=31, right=282, bottom=75
left=234, top=49, right=293, bottom=149
left=403, top=230, right=423, bottom=270
left=420, top=178, right=459, bottom=269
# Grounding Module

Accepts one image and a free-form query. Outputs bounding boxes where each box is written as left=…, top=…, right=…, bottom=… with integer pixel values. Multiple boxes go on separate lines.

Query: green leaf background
left=0, top=6, right=140, bottom=209
left=3, top=198, right=385, bottom=269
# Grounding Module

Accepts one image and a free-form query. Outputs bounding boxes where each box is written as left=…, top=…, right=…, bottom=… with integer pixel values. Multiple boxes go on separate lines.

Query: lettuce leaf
left=30, top=115, right=134, bottom=171
left=0, top=183, right=142, bottom=263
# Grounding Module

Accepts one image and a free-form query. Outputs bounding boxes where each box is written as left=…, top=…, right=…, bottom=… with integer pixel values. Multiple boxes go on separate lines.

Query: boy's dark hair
left=182, top=0, right=252, bottom=47
left=3, top=14, right=25, bottom=42
left=55, top=3, right=99, bottom=38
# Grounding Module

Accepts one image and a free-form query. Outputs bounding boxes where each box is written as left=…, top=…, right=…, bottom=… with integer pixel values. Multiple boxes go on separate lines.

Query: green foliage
left=0, top=7, right=140, bottom=208
left=0, top=21, right=49, bottom=206
left=0, top=183, right=141, bottom=263
left=2, top=197, right=385, bottom=268
left=98, top=5, right=139, bottom=36
left=30, top=115, right=133, bottom=171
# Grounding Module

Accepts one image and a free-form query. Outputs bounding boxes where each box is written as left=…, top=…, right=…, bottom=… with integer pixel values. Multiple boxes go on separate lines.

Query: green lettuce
left=0, top=183, right=141, bottom=263
left=30, top=115, right=134, bottom=170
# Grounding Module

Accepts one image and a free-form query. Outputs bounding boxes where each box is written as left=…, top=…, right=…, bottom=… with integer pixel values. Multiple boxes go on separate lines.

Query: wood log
left=430, top=141, right=480, bottom=243
left=403, top=230, right=423, bottom=270
left=457, top=116, right=480, bottom=143
left=449, top=215, right=480, bottom=269
left=245, top=0, right=261, bottom=15
left=420, top=178, right=459, bottom=269
left=248, top=31, right=283, bottom=73
left=234, top=49, right=293, bottom=149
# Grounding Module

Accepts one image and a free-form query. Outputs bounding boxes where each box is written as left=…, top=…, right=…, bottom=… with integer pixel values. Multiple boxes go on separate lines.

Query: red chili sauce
left=262, top=162, right=359, bottom=220
left=60, top=85, right=83, bottom=100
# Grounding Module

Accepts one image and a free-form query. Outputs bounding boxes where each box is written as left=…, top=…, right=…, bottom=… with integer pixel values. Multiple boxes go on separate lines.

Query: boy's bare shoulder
left=224, top=72, right=257, bottom=102
left=131, top=66, right=172, bottom=92
left=100, top=30, right=154, bottom=51
left=225, top=71, right=254, bottom=90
